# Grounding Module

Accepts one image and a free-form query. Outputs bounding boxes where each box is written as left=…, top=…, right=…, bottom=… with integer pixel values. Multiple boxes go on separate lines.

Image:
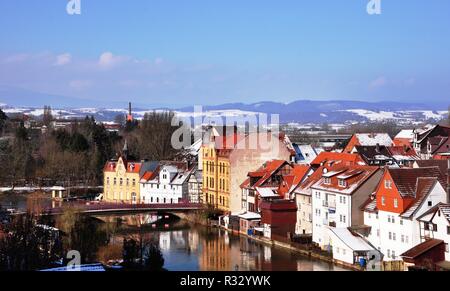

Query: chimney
left=127, top=102, right=133, bottom=122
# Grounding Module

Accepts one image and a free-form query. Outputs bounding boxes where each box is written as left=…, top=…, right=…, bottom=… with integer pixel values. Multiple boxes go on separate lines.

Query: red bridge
left=42, top=202, right=204, bottom=216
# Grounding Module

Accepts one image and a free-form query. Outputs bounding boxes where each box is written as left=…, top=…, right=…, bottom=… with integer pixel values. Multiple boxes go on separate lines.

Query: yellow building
left=103, top=143, right=142, bottom=204
left=202, top=128, right=292, bottom=214
left=202, top=142, right=231, bottom=211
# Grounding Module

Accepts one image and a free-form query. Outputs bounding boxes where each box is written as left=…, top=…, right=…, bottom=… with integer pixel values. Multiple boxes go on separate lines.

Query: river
left=0, top=193, right=346, bottom=271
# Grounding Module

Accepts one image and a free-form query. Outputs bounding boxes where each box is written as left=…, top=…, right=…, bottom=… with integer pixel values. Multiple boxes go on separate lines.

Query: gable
left=376, top=170, right=404, bottom=214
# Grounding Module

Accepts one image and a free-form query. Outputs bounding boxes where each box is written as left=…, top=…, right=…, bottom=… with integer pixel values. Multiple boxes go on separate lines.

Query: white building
left=417, top=203, right=450, bottom=261
left=328, top=227, right=382, bottom=270
left=362, top=167, right=448, bottom=261
left=188, top=169, right=203, bottom=203
left=311, top=163, right=383, bottom=249
left=140, top=164, right=193, bottom=204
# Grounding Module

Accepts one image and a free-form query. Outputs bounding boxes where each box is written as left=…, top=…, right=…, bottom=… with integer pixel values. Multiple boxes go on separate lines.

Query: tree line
left=0, top=108, right=182, bottom=187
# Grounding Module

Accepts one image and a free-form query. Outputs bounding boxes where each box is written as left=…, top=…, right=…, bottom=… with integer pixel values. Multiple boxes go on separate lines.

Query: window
left=385, top=179, right=392, bottom=189
left=338, top=179, right=347, bottom=187
left=401, top=235, right=405, bottom=243
left=377, top=229, right=380, bottom=237
left=114, top=178, right=117, bottom=185
left=428, top=201, right=432, bottom=207
left=392, top=251, right=396, bottom=260
left=392, top=216, right=395, bottom=224
left=388, top=216, right=391, bottom=223
left=381, top=196, right=386, bottom=206
left=342, top=249, right=346, bottom=255
left=324, top=178, right=331, bottom=185
left=387, top=249, right=391, bottom=258
left=405, top=236, right=409, bottom=244
left=446, top=244, right=449, bottom=253
left=120, top=178, right=123, bottom=186
left=433, top=224, right=438, bottom=232
left=394, top=199, right=398, bottom=208
left=393, top=233, right=396, bottom=241
left=400, top=219, right=403, bottom=225
left=447, top=226, right=450, bottom=235
left=132, top=179, right=136, bottom=186
left=389, top=232, right=392, bottom=240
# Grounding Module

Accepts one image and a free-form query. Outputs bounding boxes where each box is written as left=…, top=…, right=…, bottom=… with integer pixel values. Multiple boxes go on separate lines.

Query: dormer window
left=384, top=179, right=392, bottom=189
left=324, top=177, right=331, bottom=185
left=338, top=179, right=347, bottom=187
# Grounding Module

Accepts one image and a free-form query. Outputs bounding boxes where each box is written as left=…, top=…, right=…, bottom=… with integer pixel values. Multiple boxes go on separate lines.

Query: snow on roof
left=355, top=133, right=393, bottom=146
left=322, top=170, right=346, bottom=178
left=395, top=130, right=414, bottom=140
left=328, top=228, right=375, bottom=252
left=256, top=187, right=279, bottom=198
left=50, top=186, right=66, bottom=191
left=238, top=212, right=261, bottom=220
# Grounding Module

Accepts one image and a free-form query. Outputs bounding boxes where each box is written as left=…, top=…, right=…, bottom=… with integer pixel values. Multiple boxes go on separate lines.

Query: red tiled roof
left=214, top=133, right=245, bottom=150
left=311, top=164, right=380, bottom=195
left=401, top=239, right=444, bottom=260
left=311, top=152, right=365, bottom=167
left=251, top=160, right=288, bottom=188
left=141, top=171, right=155, bottom=182
left=103, top=157, right=142, bottom=174
left=401, top=177, right=438, bottom=218
left=388, top=167, right=446, bottom=198
left=388, top=146, right=418, bottom=157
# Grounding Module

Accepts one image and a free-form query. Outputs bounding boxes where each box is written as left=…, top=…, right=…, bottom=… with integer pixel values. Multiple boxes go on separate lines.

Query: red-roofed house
left=310, top=164, right=383, bottom=249
left=363, top=167, right=448, bottom=261
left=103, top=156, right=144, bottom=204
left=413, top=124, right=450, bottom=159
left=238, top=160, right=310, bottom=237
left=343, top=133, right=393, bottom=154
left=310, top=151, right=366, bottom=168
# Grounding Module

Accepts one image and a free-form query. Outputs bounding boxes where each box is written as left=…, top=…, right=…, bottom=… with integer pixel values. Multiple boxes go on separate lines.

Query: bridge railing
left=46, top=202, right=205, bottom=214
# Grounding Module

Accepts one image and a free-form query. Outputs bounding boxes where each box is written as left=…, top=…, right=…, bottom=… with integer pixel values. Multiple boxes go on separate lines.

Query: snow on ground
left=345, top=109, right=399, bottom=121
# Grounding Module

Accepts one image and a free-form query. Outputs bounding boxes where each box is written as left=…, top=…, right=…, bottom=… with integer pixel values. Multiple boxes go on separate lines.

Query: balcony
left=322, top=200, right=336, bottom=209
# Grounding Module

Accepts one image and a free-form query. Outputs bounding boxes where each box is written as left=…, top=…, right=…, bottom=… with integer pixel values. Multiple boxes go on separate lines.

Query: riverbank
left=186, top=213, right=359, bottom=271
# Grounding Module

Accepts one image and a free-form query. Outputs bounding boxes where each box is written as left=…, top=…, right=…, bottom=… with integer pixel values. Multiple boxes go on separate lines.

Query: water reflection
left=0, top=194, right=346, bottom=271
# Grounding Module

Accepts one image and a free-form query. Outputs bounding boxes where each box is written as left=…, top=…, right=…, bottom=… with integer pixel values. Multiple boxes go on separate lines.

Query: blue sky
left=0, top=0, right=449, bottom=107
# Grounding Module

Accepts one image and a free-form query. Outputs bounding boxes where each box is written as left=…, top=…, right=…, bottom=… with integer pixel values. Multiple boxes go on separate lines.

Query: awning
left=238, top=212, right=261, bottom=220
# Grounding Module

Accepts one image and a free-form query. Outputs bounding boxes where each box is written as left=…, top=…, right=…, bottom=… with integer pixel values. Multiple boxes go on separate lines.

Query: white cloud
left=98, top=52, right=128, bottom=69
left=2, top=53, right=30, bottom=63
left=154, top=57, right=164, bottom=65
left=369, top=76, right=387, bottom=89
left=54, top=53, right=72, bottom=66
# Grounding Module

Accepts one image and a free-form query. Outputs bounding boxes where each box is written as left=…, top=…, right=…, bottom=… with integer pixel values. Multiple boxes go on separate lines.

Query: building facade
left=202, top=129, right=292, bottom=213
left=310, top=164, right=383, bottom=248
left=140, top=163, right=192, bottom=204
left=103, top=156, right=142, bottom=204
left=363, top=167, right=448, bottom=261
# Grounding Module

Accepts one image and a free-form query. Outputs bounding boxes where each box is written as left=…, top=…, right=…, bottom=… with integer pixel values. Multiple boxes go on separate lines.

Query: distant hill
left=0, top=87, right=448, bottom=124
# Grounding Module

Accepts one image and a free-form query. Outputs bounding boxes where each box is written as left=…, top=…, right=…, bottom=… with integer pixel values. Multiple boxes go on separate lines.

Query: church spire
left=122, top=139, right=129, bottom=159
